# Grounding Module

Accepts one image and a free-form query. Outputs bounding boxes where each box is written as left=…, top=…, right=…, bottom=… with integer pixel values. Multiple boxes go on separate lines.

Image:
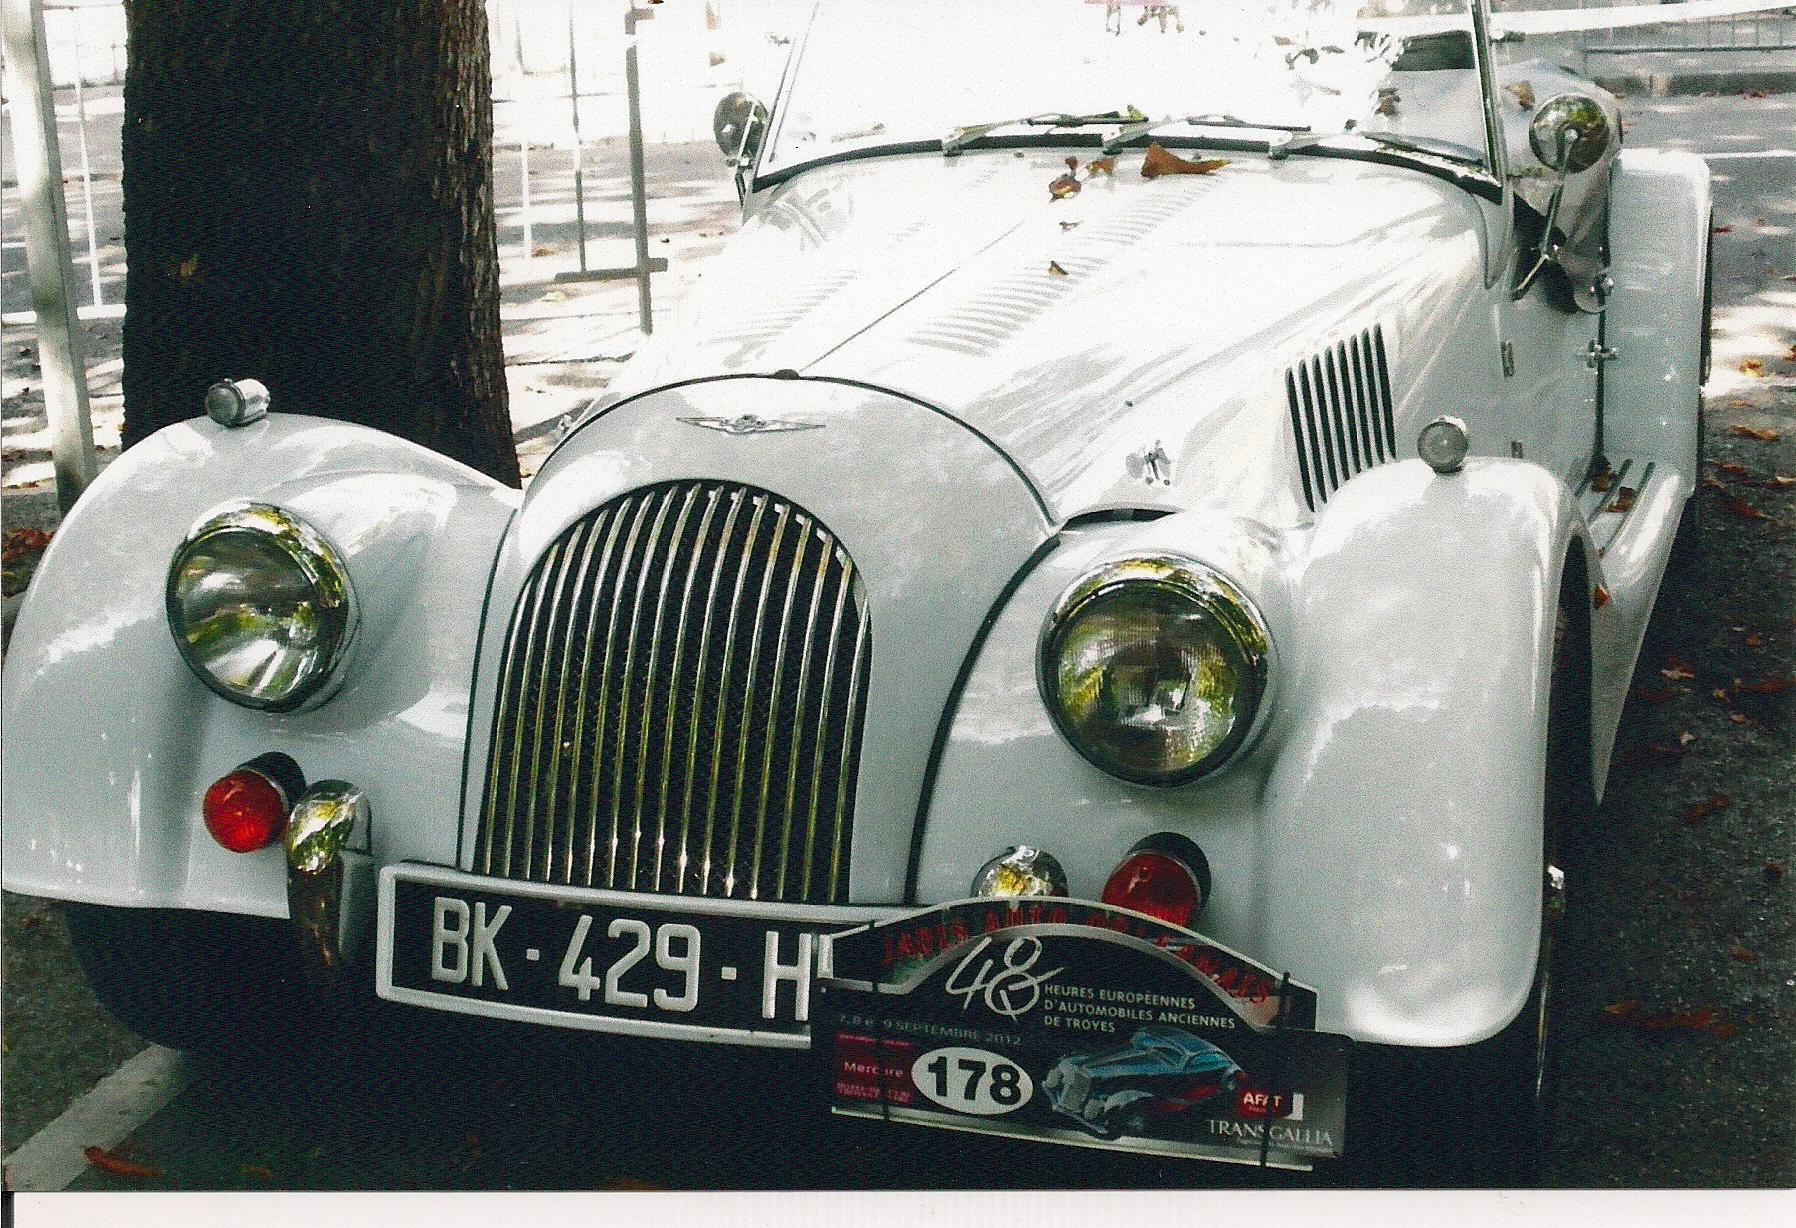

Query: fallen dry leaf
left=1141, top=143, right=1229, bottom=179
left=1058, top=220, right=1082, bottom=231
left=1680, top=795, right=1732, bottom=825
left=1785, top=344, right=1796, bottom=364
left=1085, top=156, right=1116, bottom=178
left=1505, top=81, right=1536, bottom=110
left=1765, top=861, right=1786, bottom=885
left=1744, top=89, right=1770, bottom=100
left=1713, top=1022, right=1741, bottom=1040
left=1734, top=675, right=1796, bottom=695
left=1634, top=686, right=1678, bottom=704
left=1680, top=730, right=1697, bottom=747
left=1715, top=460, right=1749, bottom=477
left=530, top=244, right=557, bottom=258
left=1767, top=476, right=1796, bottom=489
left=1660, top=657, right=1696, bottom=682
left=1592, top=584, right=1611, bottom=609
left=1729, top=712, right=1750, bottom=725
left=1636, top=1007, right=1718, bottom=1033
left=1729, top=424, right=1780, bottom=442
left=1738, top=358, right=1765, bottom=377
left=84, top=1146, right=162, bottom=1180
left=1712, top=224, right=1733, bottom=234
left=1375, top=88, right=1401, bottom=117
left=172, top=254, right=200, bottom=283
left=1724, top=496, right=1770, bottom=521
left=1591, top=470, right=1615, bottom=493
left=1711, top=687, right=1731, bottom=704
left=1745, top=632, right=1765, bottom=647
left=1609, top=487, right=1637, bottom=514
left=1, top=527, right=53, bottom=563
left=1730, top=944, right=1756, bottom=963
left=1700, top=475, right=1729, bottom=493
left=1601, top=999, right=1641, bottom=1020
left=1047, top=261, right=1069, bottom=277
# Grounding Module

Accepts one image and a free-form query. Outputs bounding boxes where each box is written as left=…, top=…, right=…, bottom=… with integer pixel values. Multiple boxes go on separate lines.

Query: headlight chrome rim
left=165, top=502, right=358, bottom=711
left=1038, top=553, right=1273, bottom=787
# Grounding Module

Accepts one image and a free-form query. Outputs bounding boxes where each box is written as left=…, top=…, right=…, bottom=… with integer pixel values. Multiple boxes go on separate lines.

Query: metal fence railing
left=1576, top=0, right=1796, bottom=52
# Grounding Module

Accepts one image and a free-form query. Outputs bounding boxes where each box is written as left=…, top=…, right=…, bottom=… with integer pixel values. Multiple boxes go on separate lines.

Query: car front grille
left=475, top=480, right=871, bottom=904
left=1286, top=324, right=1397, bottom=511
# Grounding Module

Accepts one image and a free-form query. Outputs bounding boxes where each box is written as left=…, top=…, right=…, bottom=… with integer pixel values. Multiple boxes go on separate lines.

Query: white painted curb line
left=2, top=1045, right=186, bottom=1191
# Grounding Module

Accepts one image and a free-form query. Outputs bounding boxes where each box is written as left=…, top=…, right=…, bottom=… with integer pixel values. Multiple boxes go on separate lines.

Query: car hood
left=602, top=148, right=1493, bottom=521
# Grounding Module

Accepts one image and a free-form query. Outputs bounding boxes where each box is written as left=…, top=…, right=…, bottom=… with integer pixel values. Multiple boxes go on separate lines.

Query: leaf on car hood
left=1141, top=143, right=1229, bottom=179
left=1724, top=496, right=1770, bottom=521
left=1050, top=156, right=1082, bottom=200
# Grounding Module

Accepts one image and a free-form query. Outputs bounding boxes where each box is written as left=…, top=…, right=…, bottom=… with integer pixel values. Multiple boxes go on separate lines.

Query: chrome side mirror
left=1513, top=92, right=1613, bottom=302
left=1527, top=92, right=1612, bottom=176
left=713, top=91, right=769, bottom=168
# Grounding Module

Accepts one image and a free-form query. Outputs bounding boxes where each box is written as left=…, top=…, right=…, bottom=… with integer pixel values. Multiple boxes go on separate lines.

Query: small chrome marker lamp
left=1418, top=416, right=1470, bottom=475
left=204, top=378, right=270, bottom=427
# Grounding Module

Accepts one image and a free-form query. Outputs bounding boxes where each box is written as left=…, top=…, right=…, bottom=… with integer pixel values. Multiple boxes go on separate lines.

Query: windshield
left=762, top=0, right=1494, bottom=178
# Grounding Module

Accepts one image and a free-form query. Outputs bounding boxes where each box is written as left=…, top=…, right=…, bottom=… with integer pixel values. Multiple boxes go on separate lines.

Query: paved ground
left=2, top=80, right=1793, bottom=1192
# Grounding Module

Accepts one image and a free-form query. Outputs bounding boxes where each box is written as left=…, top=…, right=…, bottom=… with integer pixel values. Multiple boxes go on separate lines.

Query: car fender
left=1263, top=457, right=1587, bottom=1047
left=915, top=458, right=1589, bottom=1047
left=1, top=414, right=516, bottom=916
left=1602, top=147, right=1710, bottom=480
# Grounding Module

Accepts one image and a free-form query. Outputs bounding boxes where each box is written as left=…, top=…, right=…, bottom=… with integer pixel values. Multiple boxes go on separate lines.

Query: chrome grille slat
left=776, top=529, right=834, bottom=898
left=700, top=494, right=771, bottom=895
left=801, top=560, right=856, bottom=902
left=723, top=505, right=791, bottom=898
left=557, top=505, right=631, bottom=884
left=651, top=486, right=724, bottom=892
left=748, top=519, right=815, bottom=899
left=1288, top=327, right=1398, bottom=512
left=605, top=487, right=680, bottom=888
left=496, top=535, right=568, bottom=878
left=478, top=482, right=867, bottom=904
left=524, top=518, right=599, bottom=880
left=582, top=492, right=658, bottom=885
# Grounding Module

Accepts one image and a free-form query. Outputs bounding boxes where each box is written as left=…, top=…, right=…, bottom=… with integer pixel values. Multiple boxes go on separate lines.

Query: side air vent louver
left=1285, top=325, right=1397, bottom=511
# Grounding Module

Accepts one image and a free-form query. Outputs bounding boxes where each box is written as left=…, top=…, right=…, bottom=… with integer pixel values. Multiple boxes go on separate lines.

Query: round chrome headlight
left=166, top=503, right=357, bottom=710
left=1039, top=555, right=1271, bottom=786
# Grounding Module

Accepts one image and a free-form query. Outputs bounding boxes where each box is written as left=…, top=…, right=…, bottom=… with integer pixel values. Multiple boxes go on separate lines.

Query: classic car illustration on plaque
left=2, top=0, right=1712, bottom=1183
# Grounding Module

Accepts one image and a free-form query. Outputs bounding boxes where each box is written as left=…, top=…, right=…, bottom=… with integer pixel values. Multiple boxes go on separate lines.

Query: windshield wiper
left=1267, top=128, right=1482, bottom=165
left=1100, top=113, right=1311, bottom=155
left=942, top=108, right=1144, bottom=156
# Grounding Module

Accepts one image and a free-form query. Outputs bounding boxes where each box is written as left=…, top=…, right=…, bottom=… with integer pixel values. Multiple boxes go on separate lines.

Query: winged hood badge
left=678, top=413, right=822, bottom=436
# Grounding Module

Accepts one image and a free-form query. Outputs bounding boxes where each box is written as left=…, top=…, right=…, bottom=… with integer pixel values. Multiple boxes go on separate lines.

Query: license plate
left=377, top=865, right=880, bottom=1045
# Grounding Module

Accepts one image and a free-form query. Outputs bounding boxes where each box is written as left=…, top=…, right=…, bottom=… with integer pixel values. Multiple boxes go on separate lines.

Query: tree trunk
left=120, top=0, right=519, bottom=486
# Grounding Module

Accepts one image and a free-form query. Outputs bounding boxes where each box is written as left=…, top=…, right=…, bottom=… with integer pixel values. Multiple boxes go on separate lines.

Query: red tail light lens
left=202, top=769, right=289, bottom=853
left=1102, top=840, right=1208, bottom=929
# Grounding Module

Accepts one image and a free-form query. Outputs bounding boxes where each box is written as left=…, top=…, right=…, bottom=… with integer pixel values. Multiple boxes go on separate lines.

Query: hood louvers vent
left=1286, top=325, right=1396, bottom=511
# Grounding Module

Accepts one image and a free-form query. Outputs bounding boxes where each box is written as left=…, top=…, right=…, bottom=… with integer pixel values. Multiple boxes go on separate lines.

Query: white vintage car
left=2, top=0, right=1710, bottom=1184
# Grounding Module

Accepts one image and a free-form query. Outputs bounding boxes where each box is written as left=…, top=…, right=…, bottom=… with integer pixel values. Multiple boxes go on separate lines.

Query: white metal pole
left=70, top=19, right=104, bottom=306
left=3, top=0, right=97, bottom=512
left=624, top=2, right=653, bottom=333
